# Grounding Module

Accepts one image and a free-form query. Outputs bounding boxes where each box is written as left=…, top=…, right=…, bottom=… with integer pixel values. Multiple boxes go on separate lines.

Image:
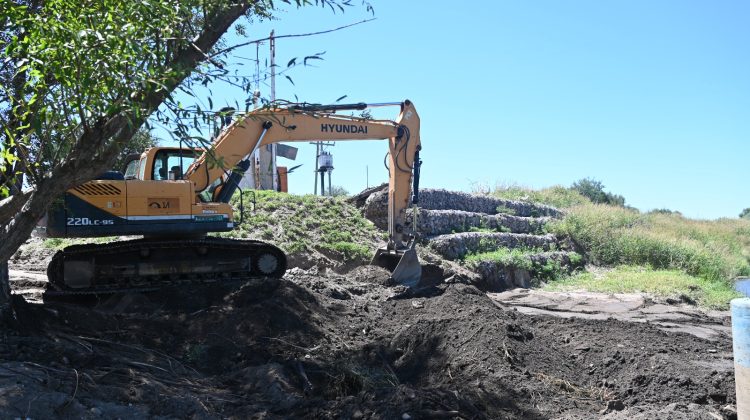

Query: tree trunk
left=0, top=154, right=21, bottom=325
left=0, top=3, right=255, bottom=323
left=0, top=261, right=11, bottom=325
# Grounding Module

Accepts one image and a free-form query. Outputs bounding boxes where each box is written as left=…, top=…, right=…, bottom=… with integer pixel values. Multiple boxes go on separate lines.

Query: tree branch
left=209, top=18, right=375, bottom=58
left=0, top=191, right=31, bottom=227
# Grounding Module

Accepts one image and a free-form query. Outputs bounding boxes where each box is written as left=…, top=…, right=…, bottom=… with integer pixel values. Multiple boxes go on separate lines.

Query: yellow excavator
left=43, top=100, right=423, bottom=295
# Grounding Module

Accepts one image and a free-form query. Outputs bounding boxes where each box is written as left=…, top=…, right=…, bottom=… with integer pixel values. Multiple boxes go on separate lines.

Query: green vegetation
left=570, top=178, right=625, bottom=207
left=545, top=203, right=750, bottom=308
left=465, top=247, right=535, bottom=271
left=490, top=178, right=625, bottom=209
left=42, top=238, right=78, bottom=250
left=328, top=185, right=350, bottom=197
left=649, top=208, right=682, bottom=216
left=465, top=247, right=580, bottom=281
left=548, top=204, right=750, bottom=281
left=42, top=236, right=116, bottom=250
left=491, top=184, right=590, bottom=208
left=487, top=180, right=749, bottom=308
left=495, top=205, right=517, bottom=216
left=112, top=129, right=159, bottom=172
left=222, top=190, right=380, bottom=264
left=545, top=266, right=742, bottom=309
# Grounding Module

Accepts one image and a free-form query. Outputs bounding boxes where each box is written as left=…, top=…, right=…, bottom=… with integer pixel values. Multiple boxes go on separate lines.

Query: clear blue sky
left=164, top=1, right=750, bottom=219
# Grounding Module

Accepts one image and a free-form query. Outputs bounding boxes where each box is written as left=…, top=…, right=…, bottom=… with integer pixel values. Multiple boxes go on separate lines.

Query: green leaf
left=303, top=55, right=324, bottom=66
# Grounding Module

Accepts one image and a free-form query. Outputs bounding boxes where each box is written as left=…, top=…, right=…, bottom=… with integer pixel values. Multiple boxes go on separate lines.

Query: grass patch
left=42, top=236, right=117, bottom=250
left=43, top=238, right=78, bottom=250
left=547, top=204, right=750, bottom=282
left=465, top=247, right=580, bottom=281
left=545, top=266, right=742, bottom=309
left=322, top=242, right=371, bottom=261
left=465, top=247, right=536, bottom=270
left=495, top=205, right=517, bottom=216
left=221, top=190, right=382, bottom=263
left=481, top=183, right=748, bottom=309
left=491, top=184, right=590, bottom=208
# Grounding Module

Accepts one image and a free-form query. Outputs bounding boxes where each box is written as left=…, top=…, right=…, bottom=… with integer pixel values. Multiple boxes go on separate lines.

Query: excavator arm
left=186, top=100, right=423, bottom=285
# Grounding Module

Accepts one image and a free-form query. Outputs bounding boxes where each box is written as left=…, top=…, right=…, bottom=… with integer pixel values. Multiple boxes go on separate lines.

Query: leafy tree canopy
left=112, top=129, right=160, bottom=172
left=329, top=185, right=349, bottom=197
left=570, top=177, right=626, bottom=207
left=0, top=0, right=369, bottom=317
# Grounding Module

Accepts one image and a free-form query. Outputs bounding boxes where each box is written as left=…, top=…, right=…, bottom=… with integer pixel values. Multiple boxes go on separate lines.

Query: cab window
left=152, top=150, right=197, bottom=180
left=138, top=157, right=147, bottom=180
left=124, top=159, right=141, bottom=180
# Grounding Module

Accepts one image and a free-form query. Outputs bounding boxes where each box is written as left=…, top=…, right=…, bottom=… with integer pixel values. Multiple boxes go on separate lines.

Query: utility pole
left=258, top=30, right=277, bottom=190
left=311, top=141, right=320, bottom=194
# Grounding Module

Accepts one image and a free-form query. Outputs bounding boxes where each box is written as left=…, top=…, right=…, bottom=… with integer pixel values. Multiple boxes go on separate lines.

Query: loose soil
left=491, top=289, right=732, bottom=341
left=1, top=264, right=737, bottom=419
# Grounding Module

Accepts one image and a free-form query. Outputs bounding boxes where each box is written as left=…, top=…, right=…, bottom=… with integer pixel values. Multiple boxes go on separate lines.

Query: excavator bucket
left=371, top=246, right=422, bottom=288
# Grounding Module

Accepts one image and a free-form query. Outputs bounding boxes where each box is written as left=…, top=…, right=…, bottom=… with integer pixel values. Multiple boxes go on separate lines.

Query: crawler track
left=45, top=237, right=286, bottom=296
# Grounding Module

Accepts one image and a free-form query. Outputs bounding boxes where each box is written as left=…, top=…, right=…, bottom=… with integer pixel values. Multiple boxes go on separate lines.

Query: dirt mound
left=9, top=237, right=56, bottom=272
left=0, top=268, right=736, bottom=419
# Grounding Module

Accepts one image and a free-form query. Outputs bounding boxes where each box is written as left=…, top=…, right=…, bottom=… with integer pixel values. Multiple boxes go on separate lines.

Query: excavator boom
left=185, top=100, right=423, bottom=285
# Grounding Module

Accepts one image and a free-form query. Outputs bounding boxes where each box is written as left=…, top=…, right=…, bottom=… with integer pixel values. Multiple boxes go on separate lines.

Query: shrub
left=570, top=178, right=625, bottom=207
left=491, top=183, right=590, bottom=208
left=465, top=247, right=534, bottom=270
left=465, top=247, right=580, bottom=281
left=649, top=208, right=682, bottom=216
left=548, top=204, right=750, bottom=282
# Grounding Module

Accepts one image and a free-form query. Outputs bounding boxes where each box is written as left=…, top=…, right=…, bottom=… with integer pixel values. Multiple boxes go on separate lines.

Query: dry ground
left=1, top=261, right=738, bottom=419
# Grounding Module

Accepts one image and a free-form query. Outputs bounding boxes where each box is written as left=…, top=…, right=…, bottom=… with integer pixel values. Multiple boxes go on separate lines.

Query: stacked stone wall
left=357, top=187, right=581, bottom=293
left=472, top=251, right=582, bottom=291
left=363, top=189, right=560, bottom=234
left=429, top=232, right=558, bottom=261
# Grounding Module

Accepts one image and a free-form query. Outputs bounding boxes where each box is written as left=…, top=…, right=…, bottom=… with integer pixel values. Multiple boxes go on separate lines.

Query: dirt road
left=490, top=289, right=732, bottom=341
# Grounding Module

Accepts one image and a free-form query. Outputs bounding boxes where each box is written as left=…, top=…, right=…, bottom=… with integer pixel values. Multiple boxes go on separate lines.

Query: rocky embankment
left=363, top=188, right=582, bottom=290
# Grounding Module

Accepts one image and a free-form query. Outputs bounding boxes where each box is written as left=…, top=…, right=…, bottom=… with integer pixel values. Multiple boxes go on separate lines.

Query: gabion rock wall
left=363, top=189, right=561, bottom=233
left=429, top=232, right=559, bottom=261
left=359, top=187, right=576, bottom=293
left=363, top=189, right=562, bottom=220
left=362, top=208, right=551, bottom=235
left=415, top=210, right=550, bottom=236
left=472, top=251, right=581, bottom=291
